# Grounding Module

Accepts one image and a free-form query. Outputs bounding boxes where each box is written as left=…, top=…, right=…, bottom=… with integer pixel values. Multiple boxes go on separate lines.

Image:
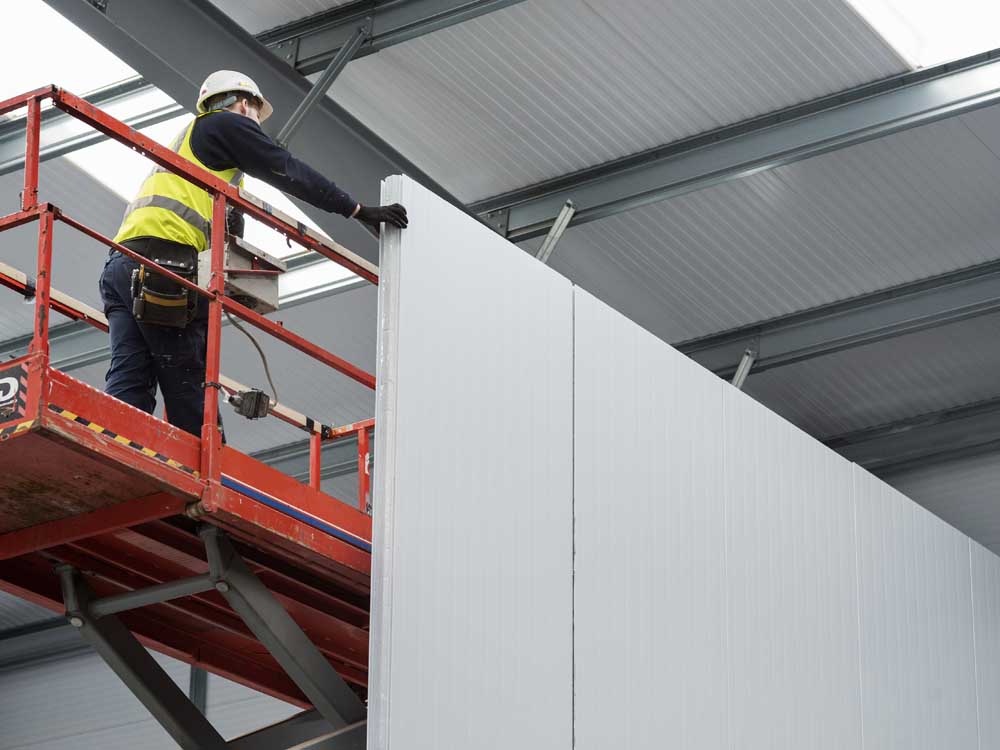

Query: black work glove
left=355, top=203, right=408, bottom=229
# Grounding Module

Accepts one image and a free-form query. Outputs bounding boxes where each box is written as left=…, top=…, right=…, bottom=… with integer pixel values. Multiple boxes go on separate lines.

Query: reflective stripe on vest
left=122, top=195, right=212, bottom=239
left=113, top=114, right=244, bottom=252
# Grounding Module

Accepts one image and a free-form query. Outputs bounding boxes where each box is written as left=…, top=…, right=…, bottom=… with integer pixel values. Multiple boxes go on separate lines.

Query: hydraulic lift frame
left=0, top=86, right=381, bottom=749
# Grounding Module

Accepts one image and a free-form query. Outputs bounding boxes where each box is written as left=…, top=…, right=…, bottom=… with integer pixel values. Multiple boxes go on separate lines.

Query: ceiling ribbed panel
left=329, top=0, right=907, bottom=201
left=210, top=0, right=352, bottom=35
left=743, top=313, right=1000, bottom=439
left=541, top=109, right=1000, bottom=344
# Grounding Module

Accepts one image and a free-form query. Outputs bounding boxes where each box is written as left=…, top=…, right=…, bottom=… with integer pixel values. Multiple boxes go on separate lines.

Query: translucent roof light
left=1, top=1, right=136, bottom=100
left=848, top=0, right=1000, bottom=68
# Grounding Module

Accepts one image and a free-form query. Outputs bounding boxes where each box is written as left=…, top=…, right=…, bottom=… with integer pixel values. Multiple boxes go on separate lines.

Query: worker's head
left=197, top=70, right=273, bottom=124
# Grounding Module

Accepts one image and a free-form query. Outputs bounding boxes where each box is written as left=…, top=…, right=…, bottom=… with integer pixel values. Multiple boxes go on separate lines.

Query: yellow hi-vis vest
left=114, top=113, right=244, bottom=252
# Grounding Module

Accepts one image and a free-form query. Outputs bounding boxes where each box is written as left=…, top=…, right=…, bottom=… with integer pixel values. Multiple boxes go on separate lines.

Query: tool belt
left=124, top=238, right=199, bottom=328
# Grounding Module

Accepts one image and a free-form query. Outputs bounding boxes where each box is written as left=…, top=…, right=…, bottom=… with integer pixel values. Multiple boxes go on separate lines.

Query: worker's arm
left=191, top=112, right=406, bottom=228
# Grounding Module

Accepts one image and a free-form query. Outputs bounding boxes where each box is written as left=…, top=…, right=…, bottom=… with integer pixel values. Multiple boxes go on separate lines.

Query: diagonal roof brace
left=275, top=17, right=373, bottom=150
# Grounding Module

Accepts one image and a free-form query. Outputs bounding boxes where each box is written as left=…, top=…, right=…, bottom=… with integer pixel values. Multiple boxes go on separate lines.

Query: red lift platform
left=0, top=87, right=380, bottom=749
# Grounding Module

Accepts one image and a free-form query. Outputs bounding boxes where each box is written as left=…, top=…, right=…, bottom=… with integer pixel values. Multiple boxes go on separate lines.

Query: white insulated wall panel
left=972, top=542, right=1000, bottom=747
left=371, top=175, right=999, bottom=750
left=369, top=176, right=573, bottom=750
left=574, top=289, right=728, bottom=750
left=723, top=390, right=862, bottom=750
left=574, top=288, right=989, bottom=749
left=853, top=468, right=979, bottom=749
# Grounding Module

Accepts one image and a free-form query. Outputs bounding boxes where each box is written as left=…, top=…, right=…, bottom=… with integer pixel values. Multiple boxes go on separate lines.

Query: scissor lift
left=0, top=87, right=381, bottom=749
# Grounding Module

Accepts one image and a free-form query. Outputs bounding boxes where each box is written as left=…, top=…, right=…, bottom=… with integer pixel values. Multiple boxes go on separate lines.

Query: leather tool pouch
left=129, top=241, right=198, bottom=328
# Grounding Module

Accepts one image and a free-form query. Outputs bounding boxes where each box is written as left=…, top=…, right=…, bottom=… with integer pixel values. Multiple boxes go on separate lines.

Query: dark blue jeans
left=99, top=245, right=216, bottom=438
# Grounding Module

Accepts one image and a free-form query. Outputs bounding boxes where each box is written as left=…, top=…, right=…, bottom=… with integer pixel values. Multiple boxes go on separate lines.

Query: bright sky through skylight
left=1, top=1, right=136, bottom=100
left=848, top=0, right=1000, bottom=67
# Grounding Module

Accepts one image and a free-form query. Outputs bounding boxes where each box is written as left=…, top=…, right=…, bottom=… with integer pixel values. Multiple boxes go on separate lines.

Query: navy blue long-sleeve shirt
left=189, top=110, right=358, bottom=218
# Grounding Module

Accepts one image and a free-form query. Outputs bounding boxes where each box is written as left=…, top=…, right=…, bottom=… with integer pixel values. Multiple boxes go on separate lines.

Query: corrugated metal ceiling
left=329, top=0, right=908, bottom=202
left=539, top=107, right=1000, bottom=344
left=743, top=312, right=1000, bottom=439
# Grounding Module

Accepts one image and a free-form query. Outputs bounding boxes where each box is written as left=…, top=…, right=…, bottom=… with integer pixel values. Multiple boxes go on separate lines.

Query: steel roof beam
left=470, top=49, right=1000, bottom=241
left=8, top=0, right=526, bottom=182
left=825, top=396, right=1000, bottom=475
left=676, top=258, right=1000, bottom=379
left=40, top=0, right=504, bottom=264
left=259, top=0, right=528, bottom=75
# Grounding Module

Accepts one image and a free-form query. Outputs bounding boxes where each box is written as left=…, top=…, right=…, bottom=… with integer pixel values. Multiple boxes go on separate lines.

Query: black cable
left=224, top=310, right=279, bottom=404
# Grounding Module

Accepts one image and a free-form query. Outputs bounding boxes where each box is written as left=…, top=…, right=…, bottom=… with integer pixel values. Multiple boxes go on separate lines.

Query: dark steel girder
left=825, top=396, right=1000, bottom=475
left=676, top=258, right=1000, bottom=379
left=258, top=0, right=528, bottom=75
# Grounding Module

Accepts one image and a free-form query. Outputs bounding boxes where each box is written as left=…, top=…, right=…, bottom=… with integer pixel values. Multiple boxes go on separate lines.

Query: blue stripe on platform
left=220, top=474, right=372, bottom=553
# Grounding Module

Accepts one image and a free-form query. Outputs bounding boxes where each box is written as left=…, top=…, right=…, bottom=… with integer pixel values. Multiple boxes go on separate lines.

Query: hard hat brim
left=258, top=96, right=273, bottom=123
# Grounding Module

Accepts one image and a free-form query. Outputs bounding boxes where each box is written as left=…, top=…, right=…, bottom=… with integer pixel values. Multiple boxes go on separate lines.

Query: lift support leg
left=57, top=565, right=228, bottom=750
left=56, top=526, right=367, bottom=749
left=200, top=525, right=367, bottom=730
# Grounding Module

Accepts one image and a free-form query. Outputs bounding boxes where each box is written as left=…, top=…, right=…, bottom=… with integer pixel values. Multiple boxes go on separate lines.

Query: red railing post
left=21, top=97, right=41, bottom=210
left=357, top=426, right=370, bottom=512
left=309, top=432, right=323, bottom=491
left=28, top=207, right=55, bottom=361
left=201, top=193, right=227, bottom=484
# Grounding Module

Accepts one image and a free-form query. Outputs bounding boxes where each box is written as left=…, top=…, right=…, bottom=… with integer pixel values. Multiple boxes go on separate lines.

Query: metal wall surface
left=723, top=388, right=863, bottom=749
left=371, top=176, right=997, bottom=748
left=574, top=290, right=991, bottom=748
left=573, top=288, right=728, bottom=748
left=972, top=542, right=1000, bottom=748
left=369, top=176, right=573, bottom=750
left=853, top=468, right=979, bottom=749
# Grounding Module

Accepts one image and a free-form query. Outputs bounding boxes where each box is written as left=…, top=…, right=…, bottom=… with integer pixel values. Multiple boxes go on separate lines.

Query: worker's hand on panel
left=355, top=203, right=409, bottom=229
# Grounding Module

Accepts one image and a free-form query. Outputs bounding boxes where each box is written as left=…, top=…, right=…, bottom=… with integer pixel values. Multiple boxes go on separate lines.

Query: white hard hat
left=197, top=70, right=273, bottom=122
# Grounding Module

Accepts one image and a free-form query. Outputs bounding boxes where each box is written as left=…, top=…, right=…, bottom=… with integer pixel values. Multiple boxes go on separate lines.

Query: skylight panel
left=1, top=1, right=136, bottom=100
left=849, top=0, right=1000, bottom=68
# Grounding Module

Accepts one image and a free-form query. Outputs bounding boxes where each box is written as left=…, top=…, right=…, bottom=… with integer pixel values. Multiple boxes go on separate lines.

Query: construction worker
left=100, top=70, right=407, bottom=437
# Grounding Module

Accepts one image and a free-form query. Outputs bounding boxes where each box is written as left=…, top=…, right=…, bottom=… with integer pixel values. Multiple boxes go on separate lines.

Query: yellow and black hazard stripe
left=0, top=419, right=35, bottom=440
left=47, top=404, right=199, bottom=477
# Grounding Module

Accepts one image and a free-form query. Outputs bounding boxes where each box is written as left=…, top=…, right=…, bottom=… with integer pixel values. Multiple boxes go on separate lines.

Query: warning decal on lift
left=0, top=419, right=34, bottom=440
left=46, top=403, right=200, bottom=478
left=0, top=363, right=27, bottom=422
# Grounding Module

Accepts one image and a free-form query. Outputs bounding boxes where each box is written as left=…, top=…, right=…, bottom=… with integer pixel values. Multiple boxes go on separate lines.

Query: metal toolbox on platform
left=198, top=236, right=287, bottom=314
